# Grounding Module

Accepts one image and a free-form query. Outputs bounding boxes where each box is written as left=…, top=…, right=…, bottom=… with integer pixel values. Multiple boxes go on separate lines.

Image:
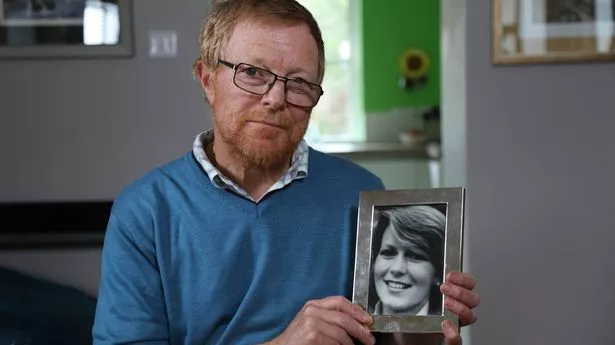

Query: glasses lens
left=234, top=64, right=273, bottom=94
left=233, top=63, right=322, bottom=107
left=286, top=80, right=321, bottom=108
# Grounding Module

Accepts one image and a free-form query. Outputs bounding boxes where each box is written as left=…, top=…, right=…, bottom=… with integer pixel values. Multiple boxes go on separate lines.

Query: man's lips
left=247, top=119, right=287, bottom=129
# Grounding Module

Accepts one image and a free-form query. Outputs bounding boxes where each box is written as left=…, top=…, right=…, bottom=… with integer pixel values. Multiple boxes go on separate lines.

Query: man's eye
left=240, top=66, right=266, bottom=78
left=244, top=67, right=258, bottom=76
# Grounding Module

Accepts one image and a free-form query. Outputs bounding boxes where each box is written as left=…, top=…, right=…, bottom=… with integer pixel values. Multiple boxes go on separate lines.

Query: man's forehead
left=228, top=18, right=312, bottom=44
left=223, top=19, right=319, bottom=75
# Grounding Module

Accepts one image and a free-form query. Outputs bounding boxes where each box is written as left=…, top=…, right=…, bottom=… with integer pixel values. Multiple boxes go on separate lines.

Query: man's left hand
left=438, top=271, right=480, bottom=345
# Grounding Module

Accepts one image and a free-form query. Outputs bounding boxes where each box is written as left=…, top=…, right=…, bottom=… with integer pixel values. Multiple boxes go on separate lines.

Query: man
left=92, top=1, right=479, bottom=344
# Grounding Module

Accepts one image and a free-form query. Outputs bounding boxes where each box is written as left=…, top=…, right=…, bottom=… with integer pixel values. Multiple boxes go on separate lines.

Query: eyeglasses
left=217, top=59, right=323, bottom=108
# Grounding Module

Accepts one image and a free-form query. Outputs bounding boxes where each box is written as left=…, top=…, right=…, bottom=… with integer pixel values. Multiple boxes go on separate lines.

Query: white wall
left=443, top=1, right=615, bottom=345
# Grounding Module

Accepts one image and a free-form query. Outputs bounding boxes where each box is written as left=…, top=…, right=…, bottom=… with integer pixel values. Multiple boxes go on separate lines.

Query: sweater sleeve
left=92, top=213, right=169, bottom=345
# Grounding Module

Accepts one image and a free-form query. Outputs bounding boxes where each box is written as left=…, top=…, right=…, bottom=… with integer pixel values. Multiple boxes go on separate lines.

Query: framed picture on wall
left=352, top=187, right=465, bottom=333
left=492, top=0, right=615, bottom=65
left=0, top=0, right=134, bottom=59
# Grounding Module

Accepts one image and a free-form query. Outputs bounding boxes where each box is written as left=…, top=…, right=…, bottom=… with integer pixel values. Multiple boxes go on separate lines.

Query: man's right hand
left=266, top=296, right=376, bottom=345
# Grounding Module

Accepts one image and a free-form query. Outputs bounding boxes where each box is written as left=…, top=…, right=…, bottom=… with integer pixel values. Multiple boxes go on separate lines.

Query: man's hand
left=385, top=272, right=480, bottom=345
left=439, top=271, right=480, bottom=345
left=266, top=296, right=376, bottom=345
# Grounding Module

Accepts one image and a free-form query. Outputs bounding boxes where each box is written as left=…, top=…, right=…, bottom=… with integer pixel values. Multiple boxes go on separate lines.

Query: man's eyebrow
left=286, top=66, right=309, bottom=76
left=250, top=57, right=314, bottom=80
left=249, top=57, right=266, bottom=66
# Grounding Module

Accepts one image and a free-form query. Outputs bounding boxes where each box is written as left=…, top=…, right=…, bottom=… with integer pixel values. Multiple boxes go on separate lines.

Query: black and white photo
left=368, top=203, right=446, bottom=317
left=352, top=187, right=465, bottom=333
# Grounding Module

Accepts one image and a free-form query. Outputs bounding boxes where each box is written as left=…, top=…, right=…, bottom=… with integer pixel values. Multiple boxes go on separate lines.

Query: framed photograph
left=0, top=0, right=134, bottom=59
left=492, top=0, right=615, bottom=65
left=352, top=187, right=465, bottom=333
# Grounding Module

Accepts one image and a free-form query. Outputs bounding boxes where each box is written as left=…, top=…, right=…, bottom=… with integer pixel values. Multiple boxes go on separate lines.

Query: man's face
left=201, top=20, right=320, bottom=168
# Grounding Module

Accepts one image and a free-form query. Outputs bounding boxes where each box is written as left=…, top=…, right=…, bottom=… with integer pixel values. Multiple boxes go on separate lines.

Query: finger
left=317, top=309, right=375, bottom=345
left=302, top=301, right=375, bottom=345
left=443, top=297, right=477, bottom=326
left=446, top=272, right=476, bottom=290
left=301, top=305, right=354, bottom=345
left=313, top=317, right=355, bottom=345
left=313, top=296, right=373, bottom=325
left=441, top=320, right=461, bottom=345
left=440, top=282, right=480, bottom=309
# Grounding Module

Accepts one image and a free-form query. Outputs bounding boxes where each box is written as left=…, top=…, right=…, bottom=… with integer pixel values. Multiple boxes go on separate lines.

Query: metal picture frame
left=0, top=0, right=134, bottom=59
left=352, top=187, right=465, bottom=333
left=492, top=0, right=615, bottom=65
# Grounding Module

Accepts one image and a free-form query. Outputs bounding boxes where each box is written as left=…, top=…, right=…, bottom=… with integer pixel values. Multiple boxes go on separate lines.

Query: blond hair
left=193, top=0, right=326, bottom=83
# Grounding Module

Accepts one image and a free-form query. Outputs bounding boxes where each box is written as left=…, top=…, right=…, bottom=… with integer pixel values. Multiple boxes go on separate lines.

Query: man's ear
left=196, top=60, right=216, bottom=104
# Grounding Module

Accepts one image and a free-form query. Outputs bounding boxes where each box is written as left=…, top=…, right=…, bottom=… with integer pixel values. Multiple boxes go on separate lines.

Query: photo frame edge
left=351, top=190, right=376, bottom=312
left=352, top=187, right=466, bottom=333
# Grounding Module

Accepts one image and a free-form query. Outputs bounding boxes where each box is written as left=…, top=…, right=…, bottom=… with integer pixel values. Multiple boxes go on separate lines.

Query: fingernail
left=444, top=298, right=454, bottom=308
left=441, top=282, right=450, bottom=292
left=442, top=321, right=452, bottom=338
left=441, top=320, right=450, bottom=329
left=443, top=320, right=455, bottom=334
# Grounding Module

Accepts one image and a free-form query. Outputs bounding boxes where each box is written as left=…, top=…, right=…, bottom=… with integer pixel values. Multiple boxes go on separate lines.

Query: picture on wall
left=0, top=0, right=133, bottom=59
left=352, top=187, right=465, bottom=333
left=543, top=0, right=596, bottom=23
left=492, top=0, right=615, bottom=64
left=1, top=0, right=86, bottom=26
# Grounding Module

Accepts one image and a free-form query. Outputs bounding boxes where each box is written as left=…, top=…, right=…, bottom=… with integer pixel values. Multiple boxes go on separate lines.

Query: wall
left=362, top=0, right=440, bottom=113
left=443, top=1, right=615, bottom=345
left=0, top=0, right=210, bottom=296
left=440, top=2, right=470, bottom=343
left=0, top=1, right=208, bottom=203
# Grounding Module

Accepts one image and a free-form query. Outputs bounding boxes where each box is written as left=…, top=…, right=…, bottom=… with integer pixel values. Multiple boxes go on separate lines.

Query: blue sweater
left=92, top=148, right=384, bottom=345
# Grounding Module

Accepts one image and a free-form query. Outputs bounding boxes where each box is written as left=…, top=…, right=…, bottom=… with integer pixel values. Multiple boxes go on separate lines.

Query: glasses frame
left=217, top=59, right=324, bottom=108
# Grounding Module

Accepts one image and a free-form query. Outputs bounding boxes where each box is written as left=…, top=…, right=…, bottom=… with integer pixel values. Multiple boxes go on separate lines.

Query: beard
left=212, top=107, right=308, bottom=168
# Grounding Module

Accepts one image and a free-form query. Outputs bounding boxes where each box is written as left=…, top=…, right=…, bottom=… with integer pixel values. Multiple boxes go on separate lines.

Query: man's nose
left=261, top=78, right=286, bottom=109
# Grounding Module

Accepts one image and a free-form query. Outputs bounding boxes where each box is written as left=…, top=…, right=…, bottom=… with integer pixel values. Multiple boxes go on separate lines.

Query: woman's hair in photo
left=368, top=204, right=446, bottom=314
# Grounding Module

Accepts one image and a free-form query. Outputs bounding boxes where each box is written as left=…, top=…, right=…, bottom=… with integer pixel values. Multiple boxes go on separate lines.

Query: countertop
left=310, top=141, right=440, bottom=159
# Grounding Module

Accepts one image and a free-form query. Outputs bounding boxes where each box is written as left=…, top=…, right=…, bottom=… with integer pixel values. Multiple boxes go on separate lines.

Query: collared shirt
left=191, top=130, right=309, bottom=202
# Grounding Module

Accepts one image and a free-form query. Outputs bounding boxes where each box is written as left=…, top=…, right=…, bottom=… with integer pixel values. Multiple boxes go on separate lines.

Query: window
left=299, top=0, right=364, bottom=143
left=84, top=1, right=120, bottom=45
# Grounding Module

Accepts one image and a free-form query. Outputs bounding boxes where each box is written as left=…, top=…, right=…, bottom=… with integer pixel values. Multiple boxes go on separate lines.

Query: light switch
left=149, top=30, right=178, bottom=58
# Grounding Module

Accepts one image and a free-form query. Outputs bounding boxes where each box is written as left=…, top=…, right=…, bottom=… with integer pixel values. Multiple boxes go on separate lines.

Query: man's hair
left=193, top=0, right=326, bottom=83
